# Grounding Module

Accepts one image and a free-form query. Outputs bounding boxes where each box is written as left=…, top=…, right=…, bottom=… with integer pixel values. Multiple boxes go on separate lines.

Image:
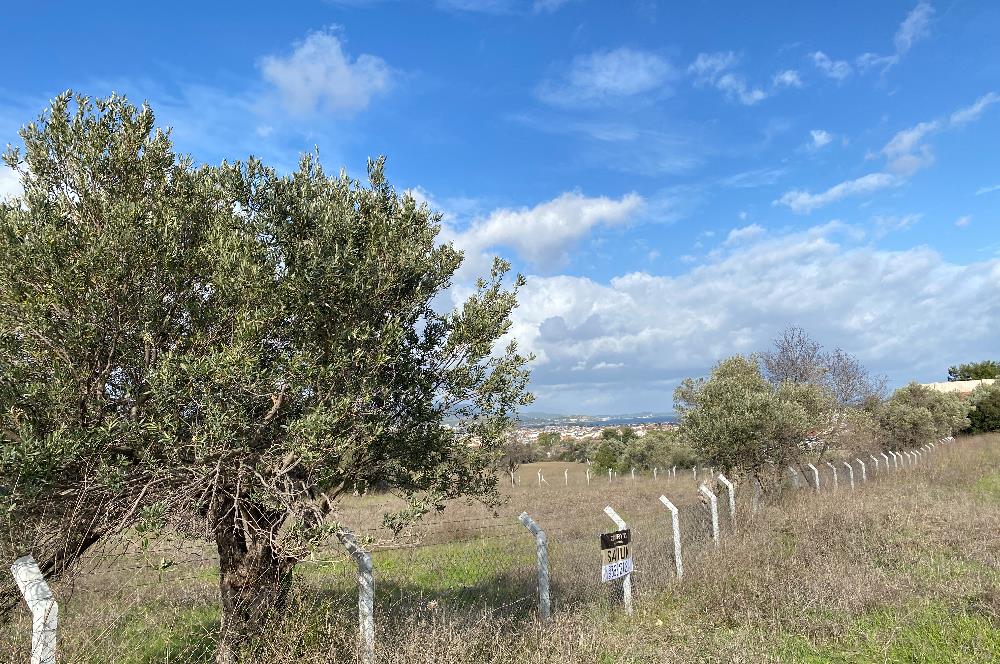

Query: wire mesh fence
left=0, top=438, right=955, bottom=663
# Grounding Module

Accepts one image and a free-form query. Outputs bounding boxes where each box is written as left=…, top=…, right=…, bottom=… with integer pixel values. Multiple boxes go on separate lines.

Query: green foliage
left=968, top=382, right=1000, bottom=433
left=536, top=432, right=562, bottom=457
left=947, top=360, right=1000, bottom=381
left=674, top=356, right=832, bottom=474
left=0, top=93, right=532, bottom=631
left=879, top=383, right=969, bottom=449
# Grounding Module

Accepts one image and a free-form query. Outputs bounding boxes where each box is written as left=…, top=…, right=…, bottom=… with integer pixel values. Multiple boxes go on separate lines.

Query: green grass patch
left=974, top=473, right=1000, bottom=501
left=774, top=602, right=1000, bottom=663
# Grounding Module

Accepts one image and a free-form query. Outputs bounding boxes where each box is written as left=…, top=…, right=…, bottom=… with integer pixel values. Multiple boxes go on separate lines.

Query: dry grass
left=2, top=435, right=998, bottom=663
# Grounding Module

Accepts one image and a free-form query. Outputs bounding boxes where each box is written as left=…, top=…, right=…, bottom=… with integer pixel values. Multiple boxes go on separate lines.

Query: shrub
left=880, top=383, right=969, bottom=448
left=968, top=382, right=1000, bottom=433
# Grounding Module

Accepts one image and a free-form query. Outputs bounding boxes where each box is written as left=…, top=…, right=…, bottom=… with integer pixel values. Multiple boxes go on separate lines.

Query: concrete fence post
left=717, top=473, right=736, bottom=525
left=518, top=512, right=551, bottom=621
left=11, top=555, right=58, bottom=664
left=890, top=451, right=899, bottom=469
left=826, top=461, right=838, bottom=490
left=751, top=477, right=762, bottom=513
left=855, top=458, right=867, bottom=483
left=653, top=467, right=658, bottom=481
left=881, top=451, right=890, bottom=471
left=608, top=469, right=612, bottom=484
left=787, top=466, right=800, bottom=489
left=806, top=464, right=820, bottom=493
left=869, top=454, right=879, bottom=476
left=631, top=468, right=636, bottom=483
left=842, top=461, right=855, bottom=490
left=603, top=506, right=633, bottom=614
left=693, top=466, right=698, bottom=480
left=658, top=496, right=684, bottom=579
left=586, top=468, right=591, bottom=485
left=337, top=530, right=375, bottom=664
left=699, top=483, right=720, bottom=546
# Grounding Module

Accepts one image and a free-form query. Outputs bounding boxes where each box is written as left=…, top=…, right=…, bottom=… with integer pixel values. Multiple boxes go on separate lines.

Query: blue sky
left=2, top=1, right=998, bottom=414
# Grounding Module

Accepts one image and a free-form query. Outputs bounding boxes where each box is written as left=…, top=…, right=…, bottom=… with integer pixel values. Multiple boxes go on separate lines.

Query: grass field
left=1, top=434, right=998, bottom=663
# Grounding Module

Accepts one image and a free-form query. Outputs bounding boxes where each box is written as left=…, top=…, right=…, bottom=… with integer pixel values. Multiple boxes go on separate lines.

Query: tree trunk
left=213, top=503, right=294, bottom=663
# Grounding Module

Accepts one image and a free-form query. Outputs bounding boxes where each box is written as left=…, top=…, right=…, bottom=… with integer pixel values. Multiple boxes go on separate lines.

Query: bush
left=880, top=383, right=969, bottom=448
left=968, top=382, right=1000, bottom=433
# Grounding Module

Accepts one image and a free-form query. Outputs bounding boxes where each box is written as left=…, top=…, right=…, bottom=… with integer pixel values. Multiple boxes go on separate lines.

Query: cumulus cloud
left=882, top=119, right=940, bottom=175
left=810, top=51, right=852, bottom=80
left=442, top=191, right=644, bottom=274
left=772, top=69, right=803, bottom=89
left=775, top=173, right=900, bottom=214
left=537, top=48, right=676, bottom=106
left=810, top=129, right=833, bottom=148
left=260, top=29, right=392, bottom=115
left=688, top=52, right=767, bottom=105
left=499, top=222, right=1000, bottom=412
left=725, top=223, right=766, bottom=244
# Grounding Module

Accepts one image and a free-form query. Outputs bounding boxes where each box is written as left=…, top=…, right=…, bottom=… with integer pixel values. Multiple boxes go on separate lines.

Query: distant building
left=921, top=379, right=996, bottom=396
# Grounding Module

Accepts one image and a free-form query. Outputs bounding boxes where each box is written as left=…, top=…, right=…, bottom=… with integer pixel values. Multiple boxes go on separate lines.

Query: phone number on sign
left=601, top=558, right=633, bottom=582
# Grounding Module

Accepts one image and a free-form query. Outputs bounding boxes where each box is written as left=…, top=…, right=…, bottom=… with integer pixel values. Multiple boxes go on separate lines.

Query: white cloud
left=779, top=92, right=997, bottom=213
left=442, top=191, right=644, bottom=273
left=0, top=164, right=21, bottom=200
left=504, top=222, right=1000, bottom=412
left=688, top=51, right=740, bottom=79
left=856, top=2, right=935, bottom=74
left=955, top=215, right=971, bottom=228
left=950, top=92, right=1000, bottom=125
left=881, top=119, right=940, bottom=175
left=532, top=0, right=574, bottom=12
left=976, top=184, right=1000, bottom=196
left=260, top=29, right=392, bottom=115
left=894, top=1, right=935, bottom=55
left=810, top=51, right=852, bottom=80
left=772, top=69, right=803, bottom=89
left=810, top=129, right=833, bottom=148
left=874, top=213, right=922, bottom=234
left=775, top=173, right=900, bottom=214
left=538, top=48, right=676, bottom=106
left=725, top=223, right=766, bottom=244
left=688, top=52, right=767, bottom=105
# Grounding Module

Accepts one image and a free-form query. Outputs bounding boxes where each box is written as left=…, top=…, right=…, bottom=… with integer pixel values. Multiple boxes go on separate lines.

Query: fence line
left=3, top=437, right=959, bottom=663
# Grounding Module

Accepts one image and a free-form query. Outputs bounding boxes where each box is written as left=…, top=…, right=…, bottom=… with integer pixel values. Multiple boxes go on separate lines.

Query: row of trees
left=674, top=328, right=994, bottom=483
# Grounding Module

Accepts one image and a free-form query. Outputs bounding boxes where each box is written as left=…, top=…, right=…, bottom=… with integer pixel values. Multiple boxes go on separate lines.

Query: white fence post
left=826, top=461, right=838, bottom=490
left=603, top=506, right=632, bottom=614
left=564, top=469, right=569, bottom=486
left=717, top=473, right=736, bottom=526
left=631, top=468, right=636, bottom=483
left=881, top=451, right=890, bottom=471
left=890, top=451, right=899, bottom=469
left=586, top=468, right=591, bottom=485
left=671, top=465, right=677, bottom=478
left=855, top=458, right=867, bottom=483
left=751, top=477, right=762, bottom=513
left=11, top=555, right=58, bottom=664
left=608, top=469, right=612, bottom=484
left=699, top=483, right=720, bottom=546
left=518, top=512, right=551, bottom=621
left=806, top=464, right=820, bottom=493
left=693, top=466, right=698, bottom=480
left=337, top=530, right=374, bottom=664
left=869, top=454, right=879, bottom=476
left=653, top=467, right=658, bottom=481
left=842, top=461, right=855, bottom=490
left=658, top=496, right=683, bottom=579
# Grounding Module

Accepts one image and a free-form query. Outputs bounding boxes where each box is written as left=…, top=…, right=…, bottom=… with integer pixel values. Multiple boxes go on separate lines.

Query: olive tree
left=0, top=93, right=532, bottom=659
left=879, top=383, right=968, bottom=449
left=673, top=356, right=828, bottom=481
